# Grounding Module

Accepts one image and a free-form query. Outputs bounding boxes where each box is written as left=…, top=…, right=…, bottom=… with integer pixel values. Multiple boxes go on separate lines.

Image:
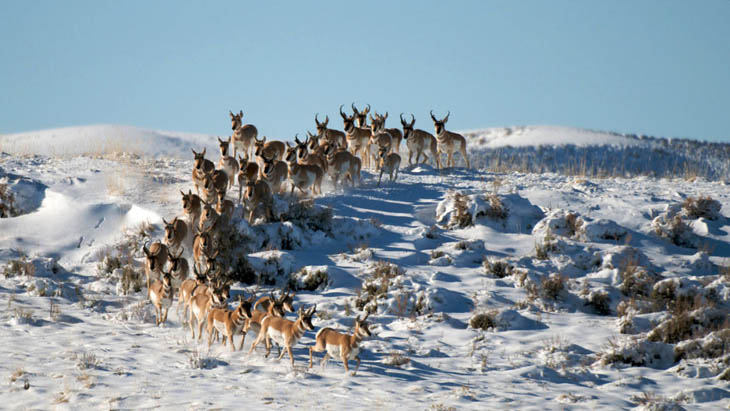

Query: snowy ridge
left=1, top=124, right=729, bottom=409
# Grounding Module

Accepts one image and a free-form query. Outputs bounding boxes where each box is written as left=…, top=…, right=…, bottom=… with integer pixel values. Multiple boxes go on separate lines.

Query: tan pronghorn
left=377, top=148, right=401, bottom=186
left=253, top=290, right=296, bottom=313
left=217, top=136, right=240, bottom=189
left=243, top=179, right=274, bottom=224
left=181, top=189, right=202, bottom=235
left=198, top=200, right=220, bottom=233
left=142, top=241, right=169, bottom=284
left=189, top=280, right=228, bottom=340
left=230, top=110, right=258, bottom=159
left=215, top=190, right=235, bottom=221
left=207, top=293, right=254, bottom=351
left=368, top=115, right=394, bottom=170
left=374, top=111, right=403, bottom=155
left=148, top=267, right=174, bottom=326
left=245, top=291, right=287, bottom=342
left=285, top=138, right=324, bottom=196
left=162, top=216, right=188, bottom=253
left=254, top=136, right=286, bottom=165
left=430, top=111, right=470, bottom=169
left=192, top=228, right=215, bottom=272
left=400, top=113, right=440, bottom=167
left=315, top=113, right=347, bottom=149
left=166, top=246, right=189, bottom=292
left=306, top=131, right=324, bottom=152
left=298, top=133, right=328, bottom=173
left=177, top=263, right=209, bottom=318
left=205, top=168, right=229, bottom=199
left=249, top=305, right=317, bottom=366
left=260, top=157, right=288, bottom=194
left=351, top=103, right=371, bottom=128
left=325, top=143, right=362, bottom=188
left=309, top=313, right=372, bottom=374
left=192, top=148, right=215, bottom=196
left=237, top=154, right=259, bottom=202
left=340, top=105, right=372, bottom=167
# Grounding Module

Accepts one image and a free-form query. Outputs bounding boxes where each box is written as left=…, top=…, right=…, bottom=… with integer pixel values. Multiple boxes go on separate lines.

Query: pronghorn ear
left=192, top=148, right=197, bottom=156
left=229, top=110, right=234, bottom=118
left=180, top=190, right=185, bottom=197
left=218, top=137, right=223, bottom=144
left=239, top=110, right=243, bottom=117
left=308, top=305, right=317, bottom=315
left=162, top=217, right=168, bottom=225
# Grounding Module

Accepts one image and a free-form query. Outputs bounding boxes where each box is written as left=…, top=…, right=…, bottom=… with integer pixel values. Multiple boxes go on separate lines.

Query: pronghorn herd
left=140, top=105, right=470, bottom=374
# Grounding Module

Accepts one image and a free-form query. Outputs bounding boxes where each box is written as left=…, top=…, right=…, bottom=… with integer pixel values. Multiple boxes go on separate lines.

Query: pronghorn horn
left=294, top=134, right=301, bottom=145
left=340, top=105, right=347, bottom=119
left=351, top=103, right=359, bottom=114
left=364, top=104, right=370, bottom=113
left=324, top=115, right=329, bottom=125
left=443, top=111, right=450, bottom=123
left=430, top=110, right=437, bottom=122
left=229, top=110, right=234, bottom=117
left=400, top=113, right=406, bottom=126
left=163, top=217, right=169, bottom=225
left=239, top=110, right=243, bottom=117
left=142, top=241, right=151, bottom=256
left=410, top=114, right=416, bottom=126
left=218, top=136, right=224, bottom=144
left=315, top=113, right=321, bottom=126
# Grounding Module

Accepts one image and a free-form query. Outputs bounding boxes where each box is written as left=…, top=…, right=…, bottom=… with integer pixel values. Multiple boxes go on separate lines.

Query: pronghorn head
left=262, top=156, right=276, bottom=175
left=400, top=113, right=416, bottom=140
left=218, top=136, right=231, bottom=156
left=244, top=181, right=256, bottom=202
left=378, top=146, right=389, bottom=161
left=268, top=291, right=286, bottom=317
left=230, top=110, right=243, bottom=131
left=254, top=136, right=267, bottom=157
left=305, top=131, right=319, bottom=151
left=167, top=247, right=185, bottom=274
left=160, top=266, right=173, bottom=290
left=369, top=114, right=385, bottom=135
left=163, top=217, right=177, bottom=243
left=314, top=113, right=330, bottom=136
left=193, top=264, right=207, bottom=283
left=142, top=241, right=164, bottom=272
left=340, top=105, right=356, bottom=133
left=192, top=148, right=207, bottom=171
left=215, top=189, right=227, bottom=205
left=236, top=293, right=254, bottom=319
left=355, top=312, right=372, bottom=337
left=279, top=290, right=296, bottom=313
left=298, top=305, right=316, bottom=330
left=203, top=248, right=219, bottom=273
left=352, top=103, right=370, bottom=128
left=293, top=135, right=309, bottom=162
left=201, top=199, right=218, bottom=223
left=181, top=189, right=200, bottom=213
left=238, top=154, right=248, bottom=170
left=285, top=140, right=298, bottom=164
left=430, top=110, right=450, bottom=136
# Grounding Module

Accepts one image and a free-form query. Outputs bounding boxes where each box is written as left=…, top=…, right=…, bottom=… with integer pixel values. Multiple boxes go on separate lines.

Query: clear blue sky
left=1, top=1, right=729, bottom=142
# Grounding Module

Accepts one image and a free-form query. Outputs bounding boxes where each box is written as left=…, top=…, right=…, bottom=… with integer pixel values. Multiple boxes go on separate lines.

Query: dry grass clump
left=482, top=258, right=513, bottom=278
left=288, top=267, right=329, bottom=291
left=74, top=351, right=101, bottom=370
left=449, top=192, right=473, bottom=228
left=565, top=212, right=582, bottom=237
left=483, top=193, right=508, bottom=220
left=384, top=351, right=410, bottom=367
left=354, top=261, right=405, bottom=313
left=682, top=196, right=722, bottom=220
left=585, top=291, right=611, bottom=315
left=618, top=257, right=658, bottom=298
left=469, top=310, right=499, bottom=330
left=3, top=255, right=35, bottom=278
left=0, top=183, right=18, bottom=218
left=282, top=198, right=334, bottom=233
left=534, top=228, right=558, bottom=260
left=647, top=295, right=726, bottom=344
left=540, top=273, right=567, bottom=300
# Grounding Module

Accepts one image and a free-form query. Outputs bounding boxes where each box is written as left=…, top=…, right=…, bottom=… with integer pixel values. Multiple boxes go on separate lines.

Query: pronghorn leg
left=353, top=356, right=361, bottom=375
left=341, top=351, right=350, bottom=373
left=197, top=318, right=205, bottom=341
left=278, top=345, right=287, bottom=361
left=408, top=151, right=413, bottom=166
left=228, top=334, right=235, bottom=352
left=378, top=171, right=383, bottom=187
left=321, top=353, right=330, bottom=369
left=238, top=332, right=246, bottom=351
left=309, top=347, right=315, bottom=368
left=286, top=346, right=295, bottom=367
left=448, top=152, right=454, bottom=168
left=461, top=146, right=470, bottom=169
left=162, top=307, right=169, bottom=324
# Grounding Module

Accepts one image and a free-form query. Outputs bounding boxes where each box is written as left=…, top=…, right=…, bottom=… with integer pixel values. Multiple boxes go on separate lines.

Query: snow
left=1, top=124, right=729, bottom=409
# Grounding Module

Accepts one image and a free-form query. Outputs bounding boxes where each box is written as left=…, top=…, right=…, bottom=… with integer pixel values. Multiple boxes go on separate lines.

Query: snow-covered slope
left=1, top=124, right=729, bottom=409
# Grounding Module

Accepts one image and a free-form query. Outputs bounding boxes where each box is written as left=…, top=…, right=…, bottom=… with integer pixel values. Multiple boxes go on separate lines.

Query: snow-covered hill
left=1, top=124, right=729, bottom=409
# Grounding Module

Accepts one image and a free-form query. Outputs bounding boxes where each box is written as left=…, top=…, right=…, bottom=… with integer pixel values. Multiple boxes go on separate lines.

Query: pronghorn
left=315, top=113, right=347, bottom=148
left=181, top=190, right=202, bottom=235
left=260, top=156, right=288, bottom=194
left=254, top=136, right=286, bottom=165
left=198, top=200, right=220, bottom=233
left=192, top=148, right=215, bottom=196
left=377, top=147, right=401, bottom=186
left=340, top=105, right=371, bottom=166
left=306, top=131, right=323, bottom=153
left=249, top=305, right=317, bottom=366
left=374, top=111, right=403, bottom=155
left=243, top=292, right=287, bottom=352
left=243, top=179, right=274, bottom=224
left=253, top=290, right=296, bottom=313
left=285, top=138, right=324, bottom=196
left=237, top=154, right=259, bottom=202
left=205, top=168, right=229, bottom=199
left=148, top=267, right=174, bottom=326
left=324, top=143, right=361, bottom=188
left=142, top=241, right=169, bottom=285
left=177, top=263, right=208, bottom=318
left=215, top=190, right=235, bottom=221
left=298, top=133, right=328, bottom=173
left=230, top=110, right=258, bottom=159
left=192, top=228, right=215, bottom=272
left=166, top=246, right=189, bottom=292
left=400, top=113, right=440, bottom=168
left=430, top=111, right=470, bottom=169
left=207, top=293, right=255, bottom=351
left=217, top=136, right=240, bottom=189
left=189, top=280, right=228, bottom=340
left=309, top=313, right=372, bottom=374
left=368, top=115, right=394, bottom=171
left=351, top=103, right=371, bottom=128
left=201, top=174, right=219, bottom=205
left=162, top=216, right=188, bottom=253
